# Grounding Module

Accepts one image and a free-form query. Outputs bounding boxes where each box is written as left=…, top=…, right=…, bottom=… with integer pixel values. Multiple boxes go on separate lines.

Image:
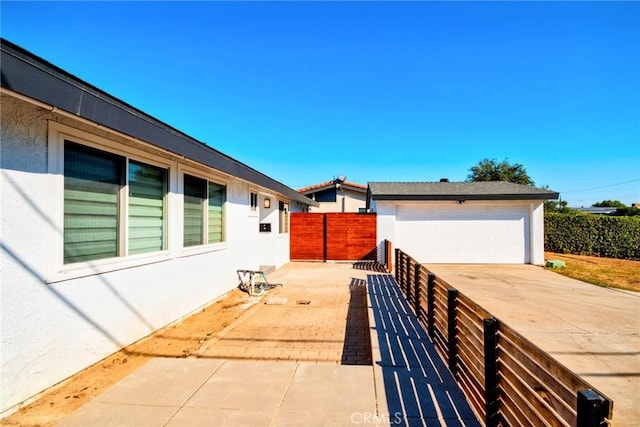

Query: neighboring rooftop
left=368, top=181, right=560, bottom=201
left=298, top=179, right=367, bottom=194
left=574, top=207, right=619, bottom=214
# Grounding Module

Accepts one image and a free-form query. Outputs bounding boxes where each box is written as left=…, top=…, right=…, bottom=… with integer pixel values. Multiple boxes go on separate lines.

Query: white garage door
left=396, top=204, right=530, bottom=264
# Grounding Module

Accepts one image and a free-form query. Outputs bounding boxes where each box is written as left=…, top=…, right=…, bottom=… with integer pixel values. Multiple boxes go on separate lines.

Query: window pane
left=64, top=142, right=121, bottom=263
left=184, top=175, right=205, bottom=247
left=315, top=188, right=337, bottom=203
left=208, top=182, right=225, bottom=243
left=129, top=161, right=167, bottom=255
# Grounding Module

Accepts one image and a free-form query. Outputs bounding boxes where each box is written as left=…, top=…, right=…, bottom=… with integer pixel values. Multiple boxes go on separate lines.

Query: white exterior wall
left=372, top=199, right=546, bottom=266
left=374, top=200, right=397, bottom=264
left=529, top=201, right=545, bottom=265
left=0, top=94, right=298, bottom=415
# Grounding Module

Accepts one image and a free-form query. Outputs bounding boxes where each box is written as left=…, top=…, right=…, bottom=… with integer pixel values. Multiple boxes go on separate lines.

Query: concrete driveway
left=426, top=264, right=640, bottom=426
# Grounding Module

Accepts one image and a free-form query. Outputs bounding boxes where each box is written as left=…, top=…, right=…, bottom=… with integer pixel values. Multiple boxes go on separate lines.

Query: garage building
left=367, top=181, right=559, bottom=265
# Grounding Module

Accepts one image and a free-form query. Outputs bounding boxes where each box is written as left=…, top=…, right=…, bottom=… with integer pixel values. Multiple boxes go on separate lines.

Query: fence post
left=447, top=288, right=458, bottom=374
left=576, top=390, right=610, bottom=427
left=399, top=252, right=405, bottom=290
left=427, top=273, right=435, bottom=339
left=386, top=240, right=393, bottom=273
left=395, top=249, right=400, bottom=284
left=405, top=258, right=411, bottom=295
left=414, top=263, right=421, bottom=315
left=322, top=213, right=327, bottom=262
left=484, top=318, right=499, bottom=427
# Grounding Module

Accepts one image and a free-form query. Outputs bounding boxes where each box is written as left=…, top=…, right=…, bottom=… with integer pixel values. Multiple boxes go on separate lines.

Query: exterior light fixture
left=264, top=198, right=271, bottom=209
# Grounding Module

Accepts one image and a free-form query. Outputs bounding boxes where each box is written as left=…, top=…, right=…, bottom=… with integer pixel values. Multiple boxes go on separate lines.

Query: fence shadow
left=367, top=274, right=480, bottom=426
left=342, top=278, right=373, bottom=365
left=353, top=260, right=388, bottom=272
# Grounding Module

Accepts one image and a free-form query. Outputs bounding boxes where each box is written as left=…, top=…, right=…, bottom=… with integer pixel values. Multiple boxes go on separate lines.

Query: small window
left=183, top=175, right=206, bottom=247
left=279, top=201, right=289, bottom=233
left=250, top=192, right=258, bottom=211
left=208, top=182, right=225, bottom=243
left=128, top=161, right=167, bottom=255
left=314, top=188, right=337, bottom=203
left=183, top=174, right=226, bottom=247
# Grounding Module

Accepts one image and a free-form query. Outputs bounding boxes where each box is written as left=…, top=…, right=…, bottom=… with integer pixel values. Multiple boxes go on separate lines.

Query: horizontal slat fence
left=394, top=248, right=612, bottom=427
left=290, top=213, right=376, bottom=261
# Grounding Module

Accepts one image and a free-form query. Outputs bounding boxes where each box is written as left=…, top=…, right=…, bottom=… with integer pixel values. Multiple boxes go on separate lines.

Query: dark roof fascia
left=340, top=183, right=367, bottom=194
left=298, top=181, right=367, bottom=195
left=371, top=193, right=559, bottom=201
left=0, top=38, right=316, bottom=207
left=300, top=184, right=367, bottom=195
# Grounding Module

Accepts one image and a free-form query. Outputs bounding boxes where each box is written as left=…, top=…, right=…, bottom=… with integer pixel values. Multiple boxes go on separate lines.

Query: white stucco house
left=297, top=178, right=367, bottom=213
left=367, top=181, right=559, bottom=265
left=0, top=39, right=316, bottom=415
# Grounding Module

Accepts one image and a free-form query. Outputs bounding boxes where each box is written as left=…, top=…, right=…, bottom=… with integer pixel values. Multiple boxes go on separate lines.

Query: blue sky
left=2, top=1, right=639, bottom=207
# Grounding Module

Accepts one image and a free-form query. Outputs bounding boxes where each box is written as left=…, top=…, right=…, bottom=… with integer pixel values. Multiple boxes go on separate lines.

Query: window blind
left=64, top=142, right=122, bottom=263
left=128, top=161, right=167, bottom=255
left=208, top=183, right=225, bottom=243
left=184, top=174, right=205, bottom=247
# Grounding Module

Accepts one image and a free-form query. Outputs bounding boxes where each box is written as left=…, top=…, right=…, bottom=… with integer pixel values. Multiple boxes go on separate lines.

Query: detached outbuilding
left=367, top=181, right=559, bottom=265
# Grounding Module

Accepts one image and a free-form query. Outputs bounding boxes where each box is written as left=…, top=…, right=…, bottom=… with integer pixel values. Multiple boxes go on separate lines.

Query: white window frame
left=178, top=164, right=228, bottom=257
left=47, top=122, right=174, bottom=282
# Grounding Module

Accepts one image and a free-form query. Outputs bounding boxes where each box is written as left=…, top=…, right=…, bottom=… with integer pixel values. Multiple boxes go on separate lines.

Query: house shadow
left=367, top=274, right=481, bottom=426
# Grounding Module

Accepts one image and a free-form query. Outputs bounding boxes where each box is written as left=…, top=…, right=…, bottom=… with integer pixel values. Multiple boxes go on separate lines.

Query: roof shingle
left=368, top=181, right=559, bottom=201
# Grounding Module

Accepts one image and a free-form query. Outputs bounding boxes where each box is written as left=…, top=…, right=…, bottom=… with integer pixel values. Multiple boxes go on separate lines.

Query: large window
left=63, top=141, right=168, bottom=264
left=183, top=174, right=226, bottom=247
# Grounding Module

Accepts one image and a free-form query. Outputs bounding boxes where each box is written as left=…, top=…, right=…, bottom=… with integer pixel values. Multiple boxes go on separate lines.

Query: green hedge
left=545, top=212, right=640, bottom=260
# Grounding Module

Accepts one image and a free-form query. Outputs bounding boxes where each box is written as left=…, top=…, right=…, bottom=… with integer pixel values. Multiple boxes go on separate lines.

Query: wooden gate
left=290, top=213, right=377, bottom=261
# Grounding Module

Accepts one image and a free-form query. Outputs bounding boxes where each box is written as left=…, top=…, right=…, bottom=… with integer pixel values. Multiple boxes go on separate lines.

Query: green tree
left=545, top=199, right=572, bottom=213
left=593, top=200, right=626, bottom=208
left=466, top=158, right=535, bottom=186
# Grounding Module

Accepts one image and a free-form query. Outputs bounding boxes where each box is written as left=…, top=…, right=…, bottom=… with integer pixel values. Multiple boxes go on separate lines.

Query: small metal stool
left=236, top=269, right=282, bottom=296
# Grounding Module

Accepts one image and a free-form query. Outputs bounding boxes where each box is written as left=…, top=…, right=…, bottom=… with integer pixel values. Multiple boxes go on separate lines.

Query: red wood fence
left=290, top=213, right=377, bottom=261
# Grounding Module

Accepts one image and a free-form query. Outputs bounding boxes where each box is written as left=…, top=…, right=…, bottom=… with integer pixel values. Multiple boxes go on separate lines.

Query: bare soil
left=0, top=289, right=258, bottom=427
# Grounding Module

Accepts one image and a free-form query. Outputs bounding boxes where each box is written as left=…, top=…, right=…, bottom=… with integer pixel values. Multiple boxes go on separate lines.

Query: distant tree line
left=467, top=158, right=638, bottom=217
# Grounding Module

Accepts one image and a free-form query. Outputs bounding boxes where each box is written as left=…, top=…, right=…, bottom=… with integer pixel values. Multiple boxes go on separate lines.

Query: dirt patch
left=0, top=289, right=257, bottom=427
left=545, top=252, right=640, bottom=292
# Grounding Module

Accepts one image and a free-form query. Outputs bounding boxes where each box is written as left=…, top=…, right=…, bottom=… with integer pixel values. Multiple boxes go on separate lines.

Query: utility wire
left=561, top=179, right=640, bottom=194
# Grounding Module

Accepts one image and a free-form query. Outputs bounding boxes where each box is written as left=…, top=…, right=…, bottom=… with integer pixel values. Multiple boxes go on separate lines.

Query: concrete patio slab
left=92, top=358, right=224, bottom=407
left=56, top=402, right=177, bottom=427
left=186, top=361, right=296, bottom=412
left=278, top=364, right=376, bottom=416
left=166, top=407, right=273, bottom=427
